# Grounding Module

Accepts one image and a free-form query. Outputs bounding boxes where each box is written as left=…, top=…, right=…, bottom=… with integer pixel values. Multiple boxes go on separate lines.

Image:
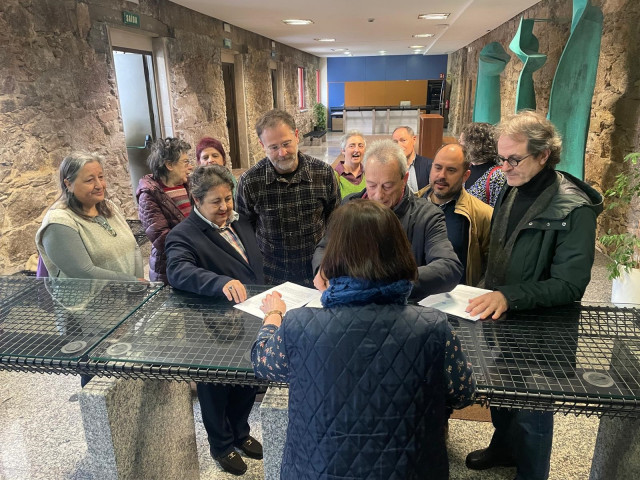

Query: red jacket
left=136, top=174, right=190, bottom=283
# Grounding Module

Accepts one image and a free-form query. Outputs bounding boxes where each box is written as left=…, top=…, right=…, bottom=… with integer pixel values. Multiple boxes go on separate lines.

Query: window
left=298, top=67, right=306, bottom=110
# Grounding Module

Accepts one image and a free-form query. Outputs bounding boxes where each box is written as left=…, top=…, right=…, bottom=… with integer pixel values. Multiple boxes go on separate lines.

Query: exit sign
left=123, top=11, right=140, bottom=28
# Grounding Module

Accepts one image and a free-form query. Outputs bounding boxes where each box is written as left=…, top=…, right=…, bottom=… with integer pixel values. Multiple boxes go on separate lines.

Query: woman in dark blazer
left=165, top=164, right=263, bottom=476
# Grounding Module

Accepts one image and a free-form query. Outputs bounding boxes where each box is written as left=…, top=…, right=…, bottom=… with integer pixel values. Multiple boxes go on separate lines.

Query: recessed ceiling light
left=331, top=48, right=346, bottom=52
left=409, top=45, right=425, bottom=49
left=344, top=51, right=351, bottom=55
left=413, top=50, right=422, bottom=54
left=412, top=33, right=434, bottom=38
left=418, top=13, right=450, bottom=20
left=314, top=38, right=336, bottom=42
left=282, top=19, right=313, bottom=25
left=379, top=50, right=387, bottom=55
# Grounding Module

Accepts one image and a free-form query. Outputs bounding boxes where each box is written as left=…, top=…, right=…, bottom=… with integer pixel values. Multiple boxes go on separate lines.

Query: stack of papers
left=234, top=282, right=322, bottom=318
left=418, top=284, right=492, bottom=321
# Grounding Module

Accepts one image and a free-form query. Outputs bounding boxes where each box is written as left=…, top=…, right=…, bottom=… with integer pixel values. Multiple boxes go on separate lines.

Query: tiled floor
left=0, top=133, right=615, bottom=479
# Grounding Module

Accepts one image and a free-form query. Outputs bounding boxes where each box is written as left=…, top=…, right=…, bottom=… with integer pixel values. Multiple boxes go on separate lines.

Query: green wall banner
left=548, top=0, right=603, bottom=179
left=510, top=18, right=547, bottom=112
left=473, top=42, right=510, bottom=124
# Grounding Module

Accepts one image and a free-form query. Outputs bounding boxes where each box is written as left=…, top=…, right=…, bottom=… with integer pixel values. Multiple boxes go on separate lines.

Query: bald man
left=418, top=143, right=493, bottom=286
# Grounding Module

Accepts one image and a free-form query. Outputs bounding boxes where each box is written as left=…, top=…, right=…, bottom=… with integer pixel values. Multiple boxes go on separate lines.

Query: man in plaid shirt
left=236, top=110, right=340, bottom=286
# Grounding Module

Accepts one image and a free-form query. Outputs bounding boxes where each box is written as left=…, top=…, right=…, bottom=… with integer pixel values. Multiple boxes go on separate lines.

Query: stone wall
left=447, top=0, right=640, bottom=237
left=0, top=0, right=320, bottom=274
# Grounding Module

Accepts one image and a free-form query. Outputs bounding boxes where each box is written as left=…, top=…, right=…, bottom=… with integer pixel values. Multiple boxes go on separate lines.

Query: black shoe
left=216, top=451, right=247, bottom=475
left=236, top=435, right=263, bottom=459
left=465, top=447, right=515, bottom=470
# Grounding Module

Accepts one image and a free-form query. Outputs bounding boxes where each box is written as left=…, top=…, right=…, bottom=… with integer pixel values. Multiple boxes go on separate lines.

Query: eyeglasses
left=497, top=153, right=534, bottom=167
left=266, top=140, right=295, bottom=153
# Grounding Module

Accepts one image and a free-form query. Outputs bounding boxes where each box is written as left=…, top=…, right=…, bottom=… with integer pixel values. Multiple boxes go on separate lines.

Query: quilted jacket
left=136, top=174, right=190, bottom=283
left=277, top=304, right=453, bottom=479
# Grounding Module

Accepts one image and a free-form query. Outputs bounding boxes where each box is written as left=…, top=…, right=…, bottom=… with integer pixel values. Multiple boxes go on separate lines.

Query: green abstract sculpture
left=510, top=18, right=547, bottom=112
left=548, top=0, right=603, bottom=179
left=473, top=42, right=511, bottom=124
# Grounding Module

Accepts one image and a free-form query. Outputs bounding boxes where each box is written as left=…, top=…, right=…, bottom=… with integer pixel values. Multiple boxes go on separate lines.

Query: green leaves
left=601, top=152, right=640, bottom=279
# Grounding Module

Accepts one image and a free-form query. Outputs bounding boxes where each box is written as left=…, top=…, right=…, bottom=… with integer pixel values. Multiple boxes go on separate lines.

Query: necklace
left=93, top=216, right=117, bottom=237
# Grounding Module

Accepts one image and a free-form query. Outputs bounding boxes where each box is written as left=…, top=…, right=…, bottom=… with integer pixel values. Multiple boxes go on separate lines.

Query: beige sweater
left=35, top=200, right=141, bottom=280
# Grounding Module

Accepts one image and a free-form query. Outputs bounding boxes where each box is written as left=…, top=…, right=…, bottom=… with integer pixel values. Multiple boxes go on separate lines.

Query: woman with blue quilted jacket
left=251, top=199, right=475, bottom=479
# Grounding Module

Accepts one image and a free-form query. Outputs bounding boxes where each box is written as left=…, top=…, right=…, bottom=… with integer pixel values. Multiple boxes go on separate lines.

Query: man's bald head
left=428, top=143, right=471, bottom=204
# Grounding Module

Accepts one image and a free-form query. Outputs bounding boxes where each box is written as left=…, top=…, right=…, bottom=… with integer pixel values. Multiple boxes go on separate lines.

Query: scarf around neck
left=321, top=276, right=413, bottom=308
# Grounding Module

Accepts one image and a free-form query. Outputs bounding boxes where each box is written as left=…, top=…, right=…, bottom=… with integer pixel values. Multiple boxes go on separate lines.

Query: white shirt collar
left=194, top=205, right=239, bottom=230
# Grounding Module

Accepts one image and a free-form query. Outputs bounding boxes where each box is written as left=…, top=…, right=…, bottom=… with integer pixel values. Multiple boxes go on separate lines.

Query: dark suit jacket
left=165, top=211, right=264, bottom=296
left=414, top=154, right=433, bottom=191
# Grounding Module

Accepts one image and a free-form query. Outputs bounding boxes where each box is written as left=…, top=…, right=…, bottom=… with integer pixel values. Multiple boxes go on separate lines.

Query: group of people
left=35, top=106, right=603, bottom=480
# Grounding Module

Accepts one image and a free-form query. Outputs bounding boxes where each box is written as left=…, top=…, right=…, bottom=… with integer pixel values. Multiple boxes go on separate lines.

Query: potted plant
left=312, top=102, right=327, bottom=131
left=599, top=152, right=640, bottom=304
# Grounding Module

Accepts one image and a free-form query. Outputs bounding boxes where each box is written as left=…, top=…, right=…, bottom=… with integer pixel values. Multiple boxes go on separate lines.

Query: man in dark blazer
left=392, top=125, right=433, bottom=192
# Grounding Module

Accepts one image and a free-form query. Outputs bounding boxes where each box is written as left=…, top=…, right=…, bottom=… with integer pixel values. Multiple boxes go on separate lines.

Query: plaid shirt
left=236, top=152, right=339, bottom=286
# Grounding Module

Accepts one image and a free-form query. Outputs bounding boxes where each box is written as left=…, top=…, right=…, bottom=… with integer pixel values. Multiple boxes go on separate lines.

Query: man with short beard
left=236, top=109, right=340, bottom=286
left=418, top=143, right=493, bottom=286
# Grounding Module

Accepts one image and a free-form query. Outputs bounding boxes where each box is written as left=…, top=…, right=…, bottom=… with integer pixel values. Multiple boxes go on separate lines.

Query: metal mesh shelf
left=126, top=219, right=149, bottom=246
left=89, top=286, right=270, bottom=380
left=0, top=277, right=163, bottom=360
left=452, top=303, right=640, bottom=417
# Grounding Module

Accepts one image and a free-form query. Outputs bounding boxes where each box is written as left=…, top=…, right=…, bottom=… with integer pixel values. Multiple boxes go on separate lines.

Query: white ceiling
left=171, top=0, right=541, bottom=57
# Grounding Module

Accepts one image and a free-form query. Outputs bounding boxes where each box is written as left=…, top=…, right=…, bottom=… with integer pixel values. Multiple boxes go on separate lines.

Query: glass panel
left=89, top=286, right=270, bottom=372
left=0, top=277, right=163, bottom=360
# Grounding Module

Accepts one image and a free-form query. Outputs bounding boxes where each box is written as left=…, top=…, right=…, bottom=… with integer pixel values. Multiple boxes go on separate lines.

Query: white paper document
left=234, top=282, right=322, bottom=318
left=418, top=284, right=492, bottom=321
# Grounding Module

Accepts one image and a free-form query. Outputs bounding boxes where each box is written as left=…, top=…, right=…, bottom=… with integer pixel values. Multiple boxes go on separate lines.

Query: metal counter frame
left=1, top=276, right=639, bottom=417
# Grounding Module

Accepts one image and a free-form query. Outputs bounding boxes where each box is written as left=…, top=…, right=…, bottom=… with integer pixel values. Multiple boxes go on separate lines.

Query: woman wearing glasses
left=36, top=151, right=143, bottom=281
left=137, top=137, right=193, bottom=283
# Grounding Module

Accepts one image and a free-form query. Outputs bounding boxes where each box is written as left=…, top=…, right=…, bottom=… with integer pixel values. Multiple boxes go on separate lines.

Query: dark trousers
left=489, top=407, right=554, bottom=480
left=197, top=382, right=257, bottom=457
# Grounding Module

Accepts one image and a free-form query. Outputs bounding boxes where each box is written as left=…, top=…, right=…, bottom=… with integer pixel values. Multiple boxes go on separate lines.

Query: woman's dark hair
left=58, top=151, right=113, bottom=219
left=459, top=122, right=498, bottom=166
left=146, top=137, right=191, bottom=181
left=321, top=199, right=417, bottom=282
left=196, top=137, right=227, bottom=166
left=189, top=164, right=235, bottom=205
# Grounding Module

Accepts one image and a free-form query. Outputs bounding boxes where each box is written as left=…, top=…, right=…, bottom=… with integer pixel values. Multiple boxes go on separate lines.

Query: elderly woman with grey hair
left=36, top=151, right=143, bottom=281
left=165, top=164, right=264, bottom=475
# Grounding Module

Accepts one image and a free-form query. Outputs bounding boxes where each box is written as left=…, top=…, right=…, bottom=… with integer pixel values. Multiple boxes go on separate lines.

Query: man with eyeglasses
left=464, top=110, right=603, bottom=480
left=236, top=109, right=339, bottom=286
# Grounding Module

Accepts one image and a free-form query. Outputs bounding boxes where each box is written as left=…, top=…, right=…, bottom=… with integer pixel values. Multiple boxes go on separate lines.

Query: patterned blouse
left=253, top=321, right=476, bottom=409
left=466, top=164, right=507, bottom=207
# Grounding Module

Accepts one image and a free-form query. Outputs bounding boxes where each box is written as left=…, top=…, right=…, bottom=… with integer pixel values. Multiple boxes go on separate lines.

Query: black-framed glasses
left=497, top=153, right=534, bottom=167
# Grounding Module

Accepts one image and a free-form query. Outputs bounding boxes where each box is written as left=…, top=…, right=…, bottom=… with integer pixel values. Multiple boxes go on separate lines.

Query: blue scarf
left=321, top=276, right=413, bottom=308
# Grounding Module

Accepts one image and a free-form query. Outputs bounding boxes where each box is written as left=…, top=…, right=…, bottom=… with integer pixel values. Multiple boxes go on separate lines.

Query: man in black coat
left=312, top=139, right=462, bottom=299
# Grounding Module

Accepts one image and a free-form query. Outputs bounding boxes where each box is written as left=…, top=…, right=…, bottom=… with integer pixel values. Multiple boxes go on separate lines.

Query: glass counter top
left=0, top=277, right=163, bottom=360
left=89, top=286, right=270, bottom=372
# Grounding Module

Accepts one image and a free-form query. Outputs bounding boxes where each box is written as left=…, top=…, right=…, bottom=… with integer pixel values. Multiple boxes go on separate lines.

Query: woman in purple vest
left=252, top=199, right=476, bottom=479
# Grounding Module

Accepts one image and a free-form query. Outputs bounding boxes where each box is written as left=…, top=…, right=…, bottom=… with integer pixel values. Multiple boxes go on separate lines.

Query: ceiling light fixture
left=344, top=51, right=352, bottom=55
left=282, top=19, right=314, bottom=25
left=418, top=13, right=450, bottom=20
left=314, top=38, right=335, bottom=42
left=379, top=50, right=387, bottom=55
left=409, top=45, right=425, bottom=49
left=412, top=33, right=434, bottom=38
left=331, top=48, right=346, bottom=52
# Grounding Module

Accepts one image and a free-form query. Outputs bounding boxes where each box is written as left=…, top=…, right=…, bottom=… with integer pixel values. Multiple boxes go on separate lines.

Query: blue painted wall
left=327, top=54, right=447, bottom=108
